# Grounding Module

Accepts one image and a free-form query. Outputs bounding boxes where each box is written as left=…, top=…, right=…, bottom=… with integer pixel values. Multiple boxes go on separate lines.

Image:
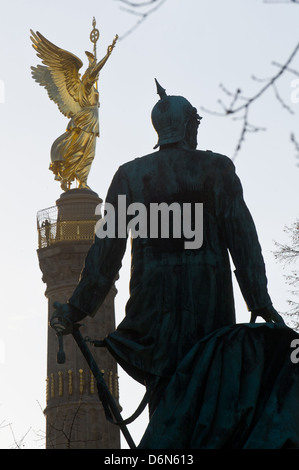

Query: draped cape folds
left=138, top=323, right=299, bottom=449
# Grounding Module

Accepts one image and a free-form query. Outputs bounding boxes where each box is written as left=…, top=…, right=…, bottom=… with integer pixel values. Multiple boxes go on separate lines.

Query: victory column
left=33, top=19, right=121, bottom=449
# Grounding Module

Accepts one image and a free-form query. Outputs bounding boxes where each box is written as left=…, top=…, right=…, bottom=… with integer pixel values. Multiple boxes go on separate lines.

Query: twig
left=231, top=106, right=266, bottom=159
left=46, top=401, right=83, bottom=449
left=291, top=132, right=299, bottom=152
left=274, top=219, right=299, bottom=326
left=117, top=0, right=162, bottom=6
left=116, top=0, right=167, bottom=40
left=291, top=133, right=299, bottom=165
left=9, top=423, right=32, bottom=449
left=227, top=42, right=299, bottom=115
left=264, top=0, right=299, bottom=4
left=274, top=220, right=299, bottom=264
left=202, top=41, right=299, bottom=159
left=272, top=61, right=299, bottom=77
left=272, top=82, right=295, bottom=114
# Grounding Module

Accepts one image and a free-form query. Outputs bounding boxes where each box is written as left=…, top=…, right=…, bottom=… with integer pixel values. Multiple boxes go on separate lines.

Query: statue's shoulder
left=118, top=149, right=235, bottom=178
left=199, top=149, right=235, bottom=172
left=201, top=149, right=233, bottom=163
left=118, top=151, right=158, bottom=174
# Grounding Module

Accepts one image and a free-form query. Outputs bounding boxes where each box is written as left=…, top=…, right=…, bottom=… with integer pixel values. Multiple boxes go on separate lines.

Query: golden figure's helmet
left=151, top=79, right=202, bottom=149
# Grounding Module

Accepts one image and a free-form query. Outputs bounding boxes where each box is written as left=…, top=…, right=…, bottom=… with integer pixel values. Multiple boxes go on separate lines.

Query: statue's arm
left=68, top=232, right=127, bottom=319
left=69, top=166, right=129, bottom=317
left=89, top=35, right=118, bottom=84
left=51, top=166, right=130, bottom=331
left=219, top=160, right=280, bottom=319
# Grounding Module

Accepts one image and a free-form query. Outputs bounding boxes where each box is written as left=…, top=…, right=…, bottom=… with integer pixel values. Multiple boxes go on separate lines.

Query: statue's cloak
left=138, top=323, right=299, bottom=449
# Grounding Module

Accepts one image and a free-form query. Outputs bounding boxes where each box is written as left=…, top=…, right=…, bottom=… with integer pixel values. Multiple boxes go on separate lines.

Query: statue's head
left=85, top=51, right=96, bottom=66
left=83, top=51, right=97, bottom=80
left=151, top=79, right=202, bottom=150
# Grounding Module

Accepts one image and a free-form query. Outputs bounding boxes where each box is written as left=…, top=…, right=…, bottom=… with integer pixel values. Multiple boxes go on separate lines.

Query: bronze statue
left=31, top=19, right=118, bottom=191
left=50, top=82, right=299, bottom=449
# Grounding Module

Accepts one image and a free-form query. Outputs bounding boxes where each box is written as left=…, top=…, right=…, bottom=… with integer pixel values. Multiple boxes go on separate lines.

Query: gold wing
left=30, top=30, right=83, bottom=118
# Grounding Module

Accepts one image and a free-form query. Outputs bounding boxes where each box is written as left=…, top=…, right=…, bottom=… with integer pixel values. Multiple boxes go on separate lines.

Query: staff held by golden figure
left=31, top=19, right=118, bottom=191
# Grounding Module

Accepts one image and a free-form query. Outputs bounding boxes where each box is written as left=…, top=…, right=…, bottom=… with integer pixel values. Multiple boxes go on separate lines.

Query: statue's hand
left=50, top=302, right=84, bottom=335
left=107, top=44, right=115, bottom=54
left=250, top=305, right=286, bottom=325
left=107, top=35, right=118, bottom=54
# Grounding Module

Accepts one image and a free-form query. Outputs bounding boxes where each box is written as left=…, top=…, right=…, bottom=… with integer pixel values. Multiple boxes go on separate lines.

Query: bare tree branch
left=291, top=132, right=299, bottom=150
left=291, top=132, right=299, bottom=165
left=115, top=0, right=299, bottom=160
left=272, top=82, right=295, bottom=114
left=8, top=423, right=32, bottom=449
left=202, top=41, right=299, bottom=159
left=116, top=0, right=167, bottom=40
left=274, top=219, right=299, bottom=328
left=264, top=0, right=299, bottom=4
left=46, top=400, right=83, bottom=449
left=272, top=61, right=299, bottom=77
left=274, top=220, right=299, bottom=263
left=117, top=0, right=163, bottom=6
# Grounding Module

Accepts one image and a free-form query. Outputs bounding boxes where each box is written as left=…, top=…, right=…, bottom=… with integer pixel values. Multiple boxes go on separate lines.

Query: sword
left=56, top=326, right=136, bottom=449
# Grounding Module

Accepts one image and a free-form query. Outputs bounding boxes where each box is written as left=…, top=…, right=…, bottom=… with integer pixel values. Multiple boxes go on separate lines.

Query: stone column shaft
left=37, top=189, right=120, bottom=449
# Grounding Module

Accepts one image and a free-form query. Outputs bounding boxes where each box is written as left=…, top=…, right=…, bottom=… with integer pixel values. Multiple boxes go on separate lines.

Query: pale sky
left=0, top=0, right=298, bottom=449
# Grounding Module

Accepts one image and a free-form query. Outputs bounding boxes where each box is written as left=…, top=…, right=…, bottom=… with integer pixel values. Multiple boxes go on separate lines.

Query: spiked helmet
left=151, top=79, right=202, bottom=149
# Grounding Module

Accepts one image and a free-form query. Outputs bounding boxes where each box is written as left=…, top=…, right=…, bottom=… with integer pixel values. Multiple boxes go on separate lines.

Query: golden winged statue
left=31, top=24, right=118, bottom=191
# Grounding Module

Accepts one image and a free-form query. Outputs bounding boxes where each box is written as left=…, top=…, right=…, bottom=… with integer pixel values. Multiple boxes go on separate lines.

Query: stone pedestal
left=37, top=189, right=120, bottom=449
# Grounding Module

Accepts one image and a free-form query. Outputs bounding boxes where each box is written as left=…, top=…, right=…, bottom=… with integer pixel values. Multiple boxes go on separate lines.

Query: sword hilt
left=57, top=334, right=66, bottom=364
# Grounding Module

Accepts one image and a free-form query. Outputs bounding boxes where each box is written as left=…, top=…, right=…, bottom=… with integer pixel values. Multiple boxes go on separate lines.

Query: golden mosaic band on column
left=46, top=369, right=119, bottom=402
left=68, top=369, right=73, bottom=395
left=58, top=371, right=63, bottom=396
